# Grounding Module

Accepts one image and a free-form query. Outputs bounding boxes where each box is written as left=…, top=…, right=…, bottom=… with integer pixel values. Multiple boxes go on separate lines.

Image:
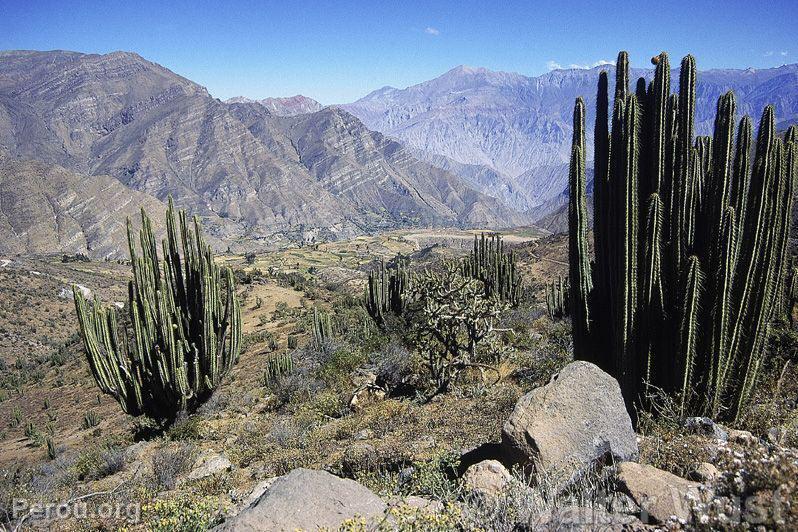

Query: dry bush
left=151, top=443, right=196, bottom=490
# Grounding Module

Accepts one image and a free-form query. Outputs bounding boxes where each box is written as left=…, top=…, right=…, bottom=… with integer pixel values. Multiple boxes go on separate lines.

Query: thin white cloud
left=547, top=59, right=615, bottom=71
left=764, top=51, right=774, bottom=57
left=781, top=51, right=789, bottom=56
left=425, top=27, right=440, bottom=36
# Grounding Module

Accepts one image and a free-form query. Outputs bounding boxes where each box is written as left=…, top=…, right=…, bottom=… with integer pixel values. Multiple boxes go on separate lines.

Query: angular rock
left=462, top=459, right=512, bottom=497
left=683, top=417, right=728, bottom=441
left=728, top=429, right=756, bottom=444
left=215, top=468, right=386, bottom=531
left=185, top=450, right=232, bottom=482
left=502, top=361, right=638, bottom=485
left=688, top=462, right=720, bottom=483
left=616, top=462, right=702, bottom=524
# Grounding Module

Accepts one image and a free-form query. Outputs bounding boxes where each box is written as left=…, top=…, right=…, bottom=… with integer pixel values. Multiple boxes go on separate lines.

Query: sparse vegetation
left=82, top=410, right=101, bottom=429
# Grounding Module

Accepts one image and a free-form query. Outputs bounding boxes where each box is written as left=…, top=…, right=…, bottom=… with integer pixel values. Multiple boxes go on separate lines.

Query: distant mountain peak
left=448, top=65, right=489, bottom=75
left=224, top=94, right=323, bottom=116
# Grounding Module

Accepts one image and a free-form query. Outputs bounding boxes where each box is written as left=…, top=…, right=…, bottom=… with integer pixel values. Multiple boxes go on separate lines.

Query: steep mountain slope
left=343, top=63, right=798, bottom=216
left=0, top=51, right=528, bottom=248
left=407, top=148, right=532, bottom=212
left=0, top=50, right=354, bottom=242
left=0, top=152, right=168, bottom=257
left=226, top=95, right=324, bottom=116
left=227, top=102, right=531, bottom=229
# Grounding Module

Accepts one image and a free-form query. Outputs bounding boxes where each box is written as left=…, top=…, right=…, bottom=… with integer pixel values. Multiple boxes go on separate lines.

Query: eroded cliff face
left=0, top=153, right=169, bottom=257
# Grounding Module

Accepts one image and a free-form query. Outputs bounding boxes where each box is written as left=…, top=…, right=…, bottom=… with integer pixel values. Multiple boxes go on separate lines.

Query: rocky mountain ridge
left=343, top=62, right=798, bottom=216
left=0, top=50, right=531, bottom=256
left=225, top=94, right=324, bottom=116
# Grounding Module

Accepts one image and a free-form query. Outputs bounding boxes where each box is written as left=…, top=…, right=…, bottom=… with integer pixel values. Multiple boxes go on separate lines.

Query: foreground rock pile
left=207, top=361, right=745, bottom=530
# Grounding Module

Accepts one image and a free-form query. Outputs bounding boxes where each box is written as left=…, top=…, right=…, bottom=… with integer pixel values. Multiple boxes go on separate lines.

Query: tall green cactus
left=570, top=51, right=798, bottom=420
left=546, top=276, right=569, bottom=320
left=461, top=233, right=522, bottom=306
left=568, top=99, right=593, bottom=361
left=365, top=256, right=410, bottom=325
left=73, top=198, right=241, bottom=424
left=312, top=307, right=334, bottom=348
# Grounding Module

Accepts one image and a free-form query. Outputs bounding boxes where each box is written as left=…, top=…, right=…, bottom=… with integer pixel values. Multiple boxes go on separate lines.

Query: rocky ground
left=0, top=229, right=796, bottom=531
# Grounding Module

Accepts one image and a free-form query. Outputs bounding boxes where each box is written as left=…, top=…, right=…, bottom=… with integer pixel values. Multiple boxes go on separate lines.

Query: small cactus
left=287, top=334, right=298, bottom=350
left=82, top=411, right=100, bottom=430
left=264, top=353, right=295, bottom=385
left=46, top=437, right=57, bottom=460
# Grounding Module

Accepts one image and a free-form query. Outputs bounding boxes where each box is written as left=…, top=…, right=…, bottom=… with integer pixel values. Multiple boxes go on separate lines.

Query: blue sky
left=1, top=0, right=796, bottom=104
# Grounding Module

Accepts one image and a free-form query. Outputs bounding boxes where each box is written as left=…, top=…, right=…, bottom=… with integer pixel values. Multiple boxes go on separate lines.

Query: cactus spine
left=569, top=51, right=798, bottom=420
left=73, top=198, right=241, bottom=424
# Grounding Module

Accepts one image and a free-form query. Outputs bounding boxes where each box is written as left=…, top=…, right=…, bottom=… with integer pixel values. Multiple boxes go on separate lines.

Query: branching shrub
left=407, top=262, right=511, bottom=396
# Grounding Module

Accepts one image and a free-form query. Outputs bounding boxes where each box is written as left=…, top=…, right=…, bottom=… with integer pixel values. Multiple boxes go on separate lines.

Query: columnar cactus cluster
left=365, top=257, right=410, bottom=326
left=264, top=353, right=294, bottom=384
left=312, top=307, right=334, bottom=347
left=461, top=233, right=522, bottom=306
left=569, top=51, right=798, bottom=420
left=73, top=198, right=241, bottom=424
left=546, top=276, right=569, bottom=320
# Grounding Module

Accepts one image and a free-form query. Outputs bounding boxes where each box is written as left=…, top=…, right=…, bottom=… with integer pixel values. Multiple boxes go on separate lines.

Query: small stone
left=462, top=459, right=512, bottom=498
left=353, top=429, right=373, bottom=441
left=185, top=450, right=232, bottom=482
left=688, top=462, right=720, bottom=483
left=728, top=429, right=756, bottom=444
left=684, top=417, right=728, bottom=441
left=616, top=462, right=702, bottom=524
left=401, top=496, right=444, bottom=513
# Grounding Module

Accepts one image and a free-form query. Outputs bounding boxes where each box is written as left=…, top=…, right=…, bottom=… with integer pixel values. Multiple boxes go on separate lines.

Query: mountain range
left=0, top=50, right=527, bottom=257
left=343, top=62, right=798, bottom=215
left=1, top=50, right=797, bottom=256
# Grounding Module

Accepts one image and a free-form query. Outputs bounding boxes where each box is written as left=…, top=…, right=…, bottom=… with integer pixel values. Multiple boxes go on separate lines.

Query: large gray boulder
left=502, top=361, right=638, bottom=485
left=215, top=468, right=386, bottom=531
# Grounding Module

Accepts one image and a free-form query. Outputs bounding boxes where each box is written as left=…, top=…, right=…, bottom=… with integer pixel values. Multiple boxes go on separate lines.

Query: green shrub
left=141, top=493, right=223, bottom=531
